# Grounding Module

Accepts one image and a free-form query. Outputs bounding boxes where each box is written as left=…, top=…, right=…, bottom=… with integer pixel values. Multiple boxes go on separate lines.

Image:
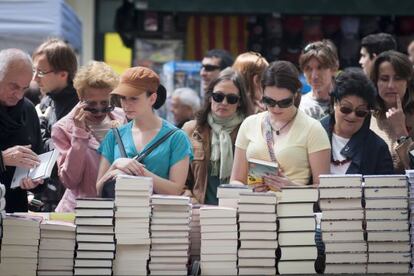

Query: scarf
left=207, top=112, right=244, bottom=182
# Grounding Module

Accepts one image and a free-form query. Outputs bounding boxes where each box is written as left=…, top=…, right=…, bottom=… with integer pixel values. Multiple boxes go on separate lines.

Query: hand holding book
left=263, top=169, right=293, bottom=192
left=2, top=145, right=40, bottom=169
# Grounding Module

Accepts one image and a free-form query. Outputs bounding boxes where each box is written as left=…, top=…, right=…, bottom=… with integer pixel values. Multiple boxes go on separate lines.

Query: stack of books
left=37, top=220, right=76, bottom=276
left=238, top=192, right=277, bottom=276
left=217, top=183, right=251, bottom=208
left=364, top=175, right=410, bottom=274
left=189, top=204, right=201, bottom=264
left=319, top=174, right=366, bottom=274
left=74, top=198, right=115, bottom=276
left=200, top=206, right=238, bottom=275
left=149, top=195, right=191, bottom=275
left=406, top=170, right=414, bottom=272
left=113, top=175, right=153, bottom=276
left=0, top=214, right=42, bottom=276
left=278, top=187, right=318, bottom=274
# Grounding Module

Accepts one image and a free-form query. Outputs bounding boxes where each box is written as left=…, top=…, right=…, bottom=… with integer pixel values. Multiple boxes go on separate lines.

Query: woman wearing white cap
left=96, top=67, right=193, bottom=196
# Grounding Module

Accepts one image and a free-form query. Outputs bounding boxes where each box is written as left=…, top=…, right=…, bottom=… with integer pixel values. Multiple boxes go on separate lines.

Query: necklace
left=271, top=110, right=298, bottom=135
left=331, top=157, right=351, bottom=166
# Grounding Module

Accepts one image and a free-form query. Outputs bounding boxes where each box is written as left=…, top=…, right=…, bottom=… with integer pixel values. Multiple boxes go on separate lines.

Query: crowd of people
left=1, top=33, right=414, bottom=213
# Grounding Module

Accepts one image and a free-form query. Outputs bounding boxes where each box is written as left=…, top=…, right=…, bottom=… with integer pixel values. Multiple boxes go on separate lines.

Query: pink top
left=52, top=105, right=126, bottom=212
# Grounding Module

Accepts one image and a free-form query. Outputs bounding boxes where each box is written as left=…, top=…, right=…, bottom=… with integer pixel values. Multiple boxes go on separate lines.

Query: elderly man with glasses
left=0, top=48, right=44, bottom=212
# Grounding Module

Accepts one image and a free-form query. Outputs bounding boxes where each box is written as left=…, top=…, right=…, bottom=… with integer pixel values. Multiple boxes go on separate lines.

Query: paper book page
left=10, top=166, right=29, bottom=189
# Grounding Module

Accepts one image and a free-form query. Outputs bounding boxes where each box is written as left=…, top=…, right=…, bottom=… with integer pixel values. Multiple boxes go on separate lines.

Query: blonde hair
left=233, top=52, right=269, bottom=101
left=73, top=61, right=119, bottom=99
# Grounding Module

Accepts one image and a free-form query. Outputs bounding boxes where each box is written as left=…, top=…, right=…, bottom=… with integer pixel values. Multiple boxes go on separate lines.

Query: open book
left=11, top=149, right=59, bottom=189
left=247, top=158, right=278, bottom=187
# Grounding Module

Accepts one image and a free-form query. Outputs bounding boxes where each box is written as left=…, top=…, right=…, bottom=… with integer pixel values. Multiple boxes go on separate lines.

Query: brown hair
left=262, top=61, right=302, bottom=107
left=73, top=61, right=119, bottom=99
left=32, top=38, right=77, bottom=82
left=370, top=50, right=414, bottom=116
left=196, top=67, right=254, bottom=127
left=233, top=52, right=269, bottom=102
left=299, top=40, right=339, bottom=71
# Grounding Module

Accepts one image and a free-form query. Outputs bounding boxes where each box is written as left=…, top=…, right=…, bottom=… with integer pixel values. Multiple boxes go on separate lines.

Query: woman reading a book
left=96, top=67, right=193, bottom=196
left=320, top=68, right=393, bottom=175
left=369, top=50, right=414, bottom=173
left=230, top=61, right=331, bottom=191
left=182, top=68, right=254, bottom=204
left=51, top=61, right=126, bottom=212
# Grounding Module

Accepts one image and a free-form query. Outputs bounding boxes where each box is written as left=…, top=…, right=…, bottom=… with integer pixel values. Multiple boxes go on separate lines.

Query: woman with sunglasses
left=233, top=52, right=269, bottom=113
left=51, top=61, right=126, bottom=212
left=320, top=68, right=393, bottom=175
left=182, top=68, right=254, bottom=204
left=370, top=50, right=414, bottom=172
left=231, top=61, right=330, bottom=191
left=96, top=67, right=193, bottom=197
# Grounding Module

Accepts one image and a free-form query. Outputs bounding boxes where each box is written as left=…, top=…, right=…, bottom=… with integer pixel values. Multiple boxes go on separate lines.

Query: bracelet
left=397, top=135, right=410, bottom=145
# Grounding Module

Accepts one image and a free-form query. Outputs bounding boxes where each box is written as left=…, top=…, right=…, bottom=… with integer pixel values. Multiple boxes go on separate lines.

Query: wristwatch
left=397, top=135, right=410, bottom=145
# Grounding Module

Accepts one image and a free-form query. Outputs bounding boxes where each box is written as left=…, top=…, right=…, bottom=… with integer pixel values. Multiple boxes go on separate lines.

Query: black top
left=0, top=98, right=42, bottom=212
left=320, top=115, right=394, bottom=175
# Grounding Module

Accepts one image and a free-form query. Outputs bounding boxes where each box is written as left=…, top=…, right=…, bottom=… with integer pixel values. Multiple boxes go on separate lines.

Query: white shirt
left=330, top=133, right=351, bottom=174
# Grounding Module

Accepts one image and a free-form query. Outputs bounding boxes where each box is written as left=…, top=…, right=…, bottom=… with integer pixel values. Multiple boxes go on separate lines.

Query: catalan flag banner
left=186, top=15, right=248, bottom=60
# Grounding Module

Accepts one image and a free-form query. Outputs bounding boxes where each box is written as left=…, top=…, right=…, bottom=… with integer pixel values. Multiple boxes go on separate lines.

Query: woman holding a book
left=369, top=50, right=414, bottom=173
left=230, top=61, right=331, bottom=191
left=320, top=68, right=394, bottom=175
left=182, top=68, right=254, bottom=204
left=96, top=67, right=193, bottom=196
left=51, top=61, right=126, bottom=212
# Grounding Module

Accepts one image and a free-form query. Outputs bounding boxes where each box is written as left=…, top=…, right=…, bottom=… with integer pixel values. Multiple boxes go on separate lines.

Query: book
left=11, top=149, right=59, bottom=189
left=367, top=263, right=410, bottom=274
left=279, top=246, right=317, bottom=261
left=278, top=260, right=316, bottom=274
left=238, top=191, right=277, bottom=204
left=324, top=263, right=366, bottom=274
left=323, top=231, right=365, bottom=242
left=319, top=174, right=362, bottom=187
left=279, top=187, right=318, bottom=203
left=247, top=158, right=278, bottom=187
left=216, top=183, right=251, bottom=198
left=322, top=209, right=364, bottom=220
left=277, top=202, right=315, bottom=217
left=278, top=216, right=315, bottom=232
left=319, top=198, right=362, bottom=210
left=366, top=230, right=409, bottom=242
left=319, top=187, right=361, bottom=199
left=365, top=209, right=408, bottom=220
left=364, top=187, right=408, bottom=198
left=238, top=267, right=275, bottom=275
left=368, top=241, right=410, bottom=252
left=366, top=220, right=409, bottom=231
left=76, top=198, right=114, bottom=209
left=369, top=252, right=411, bottom=263
left=364, top=175, right=407, bottom=187
left=239, top=239, right=278, bottom=249
left=324, top=242, right=366, bottom=253
left=325, top=252, right=367, bottom=263
left=278, top=231, right=316, bottom=246
left=321, top=219, right=363, bottom=231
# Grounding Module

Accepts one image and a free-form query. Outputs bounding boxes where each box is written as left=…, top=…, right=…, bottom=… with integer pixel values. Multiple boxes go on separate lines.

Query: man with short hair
left=32, top=38, right=79, bottom=211
left=170, top=87, right=201, bottom=128
left=299, top=40, right=339, bottom=120
left=200, top=49, right=233, bottom=93
left=0, top=48, right=43, bottom=212
left=359, top=33, right=397, bottom=76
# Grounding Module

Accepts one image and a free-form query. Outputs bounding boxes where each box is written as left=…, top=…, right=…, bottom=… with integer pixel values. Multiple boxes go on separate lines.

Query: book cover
left=11, top=149, right=59, bottom=189
left=246, top=158, right=278, bottom=187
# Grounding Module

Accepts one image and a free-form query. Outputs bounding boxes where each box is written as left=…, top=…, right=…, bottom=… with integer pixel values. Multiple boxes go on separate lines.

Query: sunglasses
left=84, top=105, right=115, bottom=114
left=262, top=96, right=294, bottom=108
left=212, top=92, right=240, bottom=104
left=338, top=105, right=369, bottom=118
left=202, top=64, right=221, bottom=72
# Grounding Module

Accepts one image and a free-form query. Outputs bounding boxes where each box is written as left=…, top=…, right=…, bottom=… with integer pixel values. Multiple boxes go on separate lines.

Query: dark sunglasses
left=202, top=64, right=221, bottom=72
left=84, top=105, right=115, bottom=114
left=339, top=105, right=369, bottom=118
left=212, top=92, right=240, bottom=104
left=262, top=96, right=294, bottom=108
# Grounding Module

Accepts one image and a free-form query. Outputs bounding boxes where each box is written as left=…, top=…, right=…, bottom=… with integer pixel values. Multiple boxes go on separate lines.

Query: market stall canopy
left=0, top=0, right=82, bottom=54
left=146, top=0, right=414, bottom=16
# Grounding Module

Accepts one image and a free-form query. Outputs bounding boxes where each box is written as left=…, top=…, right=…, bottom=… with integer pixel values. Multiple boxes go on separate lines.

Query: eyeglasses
left=32, top=68, right=54, bottom=78
left=84, top=105, right=115, bottom=114
left=262, top=96, right=294, bottom=108
left=201, top=64, right=221, bottom=72
left=338, top=105, right=370, bottom=118
left=212, top=92, right=240, bottom=104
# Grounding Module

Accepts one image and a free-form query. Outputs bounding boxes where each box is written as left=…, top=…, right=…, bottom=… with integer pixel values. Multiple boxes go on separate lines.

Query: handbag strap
left=112, top=127, right=127, bottom=158
left=134, top=129, right=178, bottom=162
left=262, top=114, right=278, bottom=163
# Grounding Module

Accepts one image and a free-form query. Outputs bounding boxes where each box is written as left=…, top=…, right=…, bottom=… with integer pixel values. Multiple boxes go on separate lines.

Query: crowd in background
left=1, top=32, right=414, bottom=213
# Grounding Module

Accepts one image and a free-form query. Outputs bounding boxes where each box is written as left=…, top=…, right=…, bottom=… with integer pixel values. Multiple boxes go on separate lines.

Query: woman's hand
left=20, top=177, right=44, bottom=190
left=2, top=145, right=40, bottom=169
left=112, top=158, right=146, bottom=176
left=263, top=169, right=293, bottom=192
left=73, top=102, right=90, bottom=130
left=386, top=96, right=408, bottom=138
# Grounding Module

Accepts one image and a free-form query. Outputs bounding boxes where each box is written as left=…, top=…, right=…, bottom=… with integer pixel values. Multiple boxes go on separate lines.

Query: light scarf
left=207, top=112, right=244, bottom=182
